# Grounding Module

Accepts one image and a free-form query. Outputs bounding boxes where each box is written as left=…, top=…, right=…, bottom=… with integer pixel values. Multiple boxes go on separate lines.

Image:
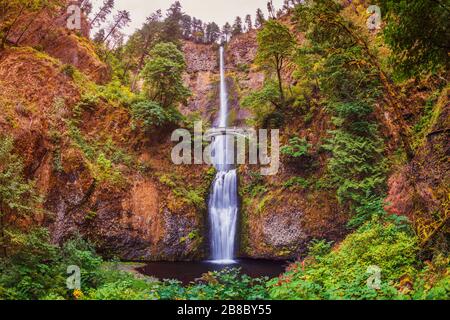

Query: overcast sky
left=91, top=0, right=285, bottom=36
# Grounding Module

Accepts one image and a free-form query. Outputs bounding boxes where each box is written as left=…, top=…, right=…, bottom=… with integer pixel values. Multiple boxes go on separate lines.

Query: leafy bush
left=241, top=81, right=284, bottom=127
left=0, top=136, right=41, bottom=258
left=281, top=137, right=311, bottom=158
left=83, top=274, right=157, bottom=300
left=268, top=220, right=420, bottom=300
left=412, top=254, right=450, bottom=300
left=157, top=268, right=270, bottom=300
left=283, top=176, right=310, bottom=191
left=60, top=235, right=104, bottom=290
left=0, top=228, right=65, bottom=300
left=241, top=171, right=268, bottom=197
left=0, top=229, right=120, bottom=300
left=131, top=100, right=182, bottom=132
left=61, top=64, right=76, bottom=78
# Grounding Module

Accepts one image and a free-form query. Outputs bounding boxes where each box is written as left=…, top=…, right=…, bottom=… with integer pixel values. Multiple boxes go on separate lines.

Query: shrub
left=281, top=137, right=311, bottom=158
left=157, top=268, right=270, bottom=300
left=131, top=100, right=182, bottom=132
left=283, top=176, right=310, bottom=190
left=268, top=220, right=420, bottom=300
left=0, top=228, right=66, bottom=300
left=241, top=81, right=284, bottom=127
left=61, top=64, right=76, bottom=78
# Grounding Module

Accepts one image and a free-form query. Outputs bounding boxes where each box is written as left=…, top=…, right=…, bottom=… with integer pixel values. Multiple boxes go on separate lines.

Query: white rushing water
left=209, top=46, right=238, bottom=264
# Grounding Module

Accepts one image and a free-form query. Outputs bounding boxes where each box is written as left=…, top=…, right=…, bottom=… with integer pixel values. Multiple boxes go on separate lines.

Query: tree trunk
left=1, top=5, right=25, bottom=49
left=328, top=16, right=415, bottom=161
left=131, top=35, right=152, bottom=91
left=15, top=8, right=44, bottom=46
left=276, top=57, right=285, bottom=108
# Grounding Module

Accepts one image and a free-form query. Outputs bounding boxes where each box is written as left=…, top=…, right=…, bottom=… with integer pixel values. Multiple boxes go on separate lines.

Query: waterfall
left=208, top=46, right=238, bottom=264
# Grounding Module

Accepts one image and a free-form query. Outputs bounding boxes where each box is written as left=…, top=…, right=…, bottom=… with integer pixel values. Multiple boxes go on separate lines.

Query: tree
left=255, top=8, right=265, bottom=28
left=376, top=0, right=450, bottom=78
left=180, top=14, right=192, bottom=40
left=161, top=1, right=183, bottom=43
left=90, top=0, right=114, bottom=27
left=294, top=0, right=414, bottom=160
left=102, top=10, right=130, bottom=44
left=124, top=10, right=164, bottom=90
left=205, top=22, right=220, bottom=43
left=0, top=0, right=53, bottom=49
left=80, top=0, right=93, bottom=16
left=140, top=42, right=191, bottom=108
left=256, top=19, right=295, bottom=108
left=191, top=17, right=204, bottom=43
left=0, top=136, right=40, bottom=257
left=14, top=0, right=54, bottom=45
left=93, top=28, right=105, bottom=43
left=267, top=0, right=276, bottom=19
left=245, top=14, right=253, bottom=32
left=283, top=0, right=291, bottom=11
left=241, top=80, right=284, bottom=127
left=232, top=16, right=243, bottom=36
left=222, top=22, right=231, bottom=42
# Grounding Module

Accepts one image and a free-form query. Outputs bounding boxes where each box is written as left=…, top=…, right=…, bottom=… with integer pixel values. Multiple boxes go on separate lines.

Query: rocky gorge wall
left=1, top=9, right=447, bottom=262
left=0, top=20, right=355, bottom=262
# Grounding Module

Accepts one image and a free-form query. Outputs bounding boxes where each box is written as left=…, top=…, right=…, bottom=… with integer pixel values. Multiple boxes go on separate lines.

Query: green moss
left=283, top=177, right=310, bottom=191
left=256, top=193, right=274, bottom=215
left=412, top=86, right=448, bottom=150
left=85, top=210, right=97, bottom=221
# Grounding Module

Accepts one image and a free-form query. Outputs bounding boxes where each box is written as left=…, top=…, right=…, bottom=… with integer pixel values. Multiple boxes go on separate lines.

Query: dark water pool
left=136, top=259, right=289, bottom=285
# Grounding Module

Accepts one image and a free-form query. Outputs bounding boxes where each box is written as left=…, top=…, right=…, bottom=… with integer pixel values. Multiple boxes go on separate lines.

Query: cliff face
left=0, top=43, right=212, bottom=261
left=0, top=28, right=345, bottom=261
left=1, top=11, right=447, bottom=262
left=5, top=4, right=110, bottom=83
left=220, top=31, right=347, bottom=259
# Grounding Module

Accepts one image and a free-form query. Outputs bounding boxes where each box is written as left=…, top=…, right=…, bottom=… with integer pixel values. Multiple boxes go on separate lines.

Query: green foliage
left=0, top=136, right=41, bottom=257
left=292, top=1, right=388, bottom=227
left=412, top=255, right=450, bottom=300
left=411, top=87, right=447, bottom=149
left=269, top=220, right=420, bottom=300
left=88, top=153, right=122, bottom=185
left=236, top=63, right=250, bottom=73
left=156, top=268, right=270, bottom=300
left=61, top=64, right=76, bottom=78
left=281, top=137, right=311, bottom=158
left=324, top=123, right=386, bottom=194
left=83, top=272, right=157, bottom=300
left=131, top=100, right=182, bottom=132
left=307, top=239, right=333, bottom=259
left=283, top=177, right=310, bottom=191
left=0, top=228, right=104, bottom=300
left=184, top=189, right=205, bottom=209
left=376, top=0, right=450, bottom=78
left=0, top=228, right=64, bottom=300
left=241, top=80, right=284, bottom=127
left=241, top=171, right=267, bottom=197
left=256, top=19, right=296, bottom=108
left=140, top=42, right=191, bottom=109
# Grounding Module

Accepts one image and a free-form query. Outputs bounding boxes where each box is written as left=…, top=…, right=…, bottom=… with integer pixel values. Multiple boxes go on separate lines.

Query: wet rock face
left=385, top=90, right=449, bottom=225
left=44, top=174, right=205, bottom=261
left=181, top=41, right=219, bottom=122
left=226, top=31, right=258, bottom=70
left=263, top=211, right=307, bottom=248
left=160, top=209, right=201, bottom=260
left=183, top=41, right=218, bottom=73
